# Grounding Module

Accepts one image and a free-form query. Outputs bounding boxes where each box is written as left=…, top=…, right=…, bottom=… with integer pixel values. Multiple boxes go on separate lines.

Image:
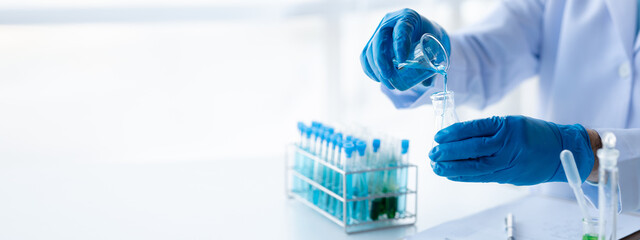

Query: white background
left=0, top=0, right=542, bottom=239
left=0, top=0, right=540, bottom=165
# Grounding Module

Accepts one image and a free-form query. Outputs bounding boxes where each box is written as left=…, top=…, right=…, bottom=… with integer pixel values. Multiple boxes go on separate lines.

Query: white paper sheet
left=409, top=195, right=640, bottom=240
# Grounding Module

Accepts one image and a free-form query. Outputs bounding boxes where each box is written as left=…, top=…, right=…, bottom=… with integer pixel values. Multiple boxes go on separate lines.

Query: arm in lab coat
left=382, top=0, right=544, bottom=109
left=581, top=128, right=640, bottom=212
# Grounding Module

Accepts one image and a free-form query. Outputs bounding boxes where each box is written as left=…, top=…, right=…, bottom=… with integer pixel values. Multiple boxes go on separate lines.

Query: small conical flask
left=430, top=91, right=459, bottom=165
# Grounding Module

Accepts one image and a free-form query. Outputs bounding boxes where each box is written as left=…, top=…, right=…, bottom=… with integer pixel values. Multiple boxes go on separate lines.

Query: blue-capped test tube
left=315, top=127, right=326, bottom=156
left=355, top=140, right=369, bottom=222
left=372, top=139, right=382, bottom=180
left=333, top=133, right=343, bottom=166
left=312, top=128, right=327, bottom=206
left=318, top=131, right=334, bottom=211
left=343, top=142, right=355, bottom=223
left=398, top=139, right=410, bottom=216
left=324, top=127, right=334, bottom=158
left=332, top=135, right=344, bottom=218
left=300, top=126, right=313, bottom=199
left=295, top=123, right=305, bottom=170
left=370, top=138, right=385, bottom=221
left=294, top=122, right=307, bottom=192
left=325, top=133, right=339, bottom=215
left=370, top=140, right=382, bottom=196
left=306, top=125, right=322, bottom=202
left=310, top=121, right=321, bottom=153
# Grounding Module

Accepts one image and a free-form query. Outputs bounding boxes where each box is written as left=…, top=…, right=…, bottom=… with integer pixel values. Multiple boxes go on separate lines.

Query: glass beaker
left=583, top=218, right=599, bottom=240
left=430, top=91, right=459, bottom=166
left=391, top=33, right=449, bottom=91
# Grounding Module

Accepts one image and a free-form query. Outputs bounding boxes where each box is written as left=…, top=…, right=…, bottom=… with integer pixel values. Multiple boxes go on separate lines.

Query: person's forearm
left=586, top=129, right=602, bottom=182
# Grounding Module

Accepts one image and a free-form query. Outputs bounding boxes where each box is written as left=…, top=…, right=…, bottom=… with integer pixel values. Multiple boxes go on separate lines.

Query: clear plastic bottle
left=598, top=132, right=619, bottom=240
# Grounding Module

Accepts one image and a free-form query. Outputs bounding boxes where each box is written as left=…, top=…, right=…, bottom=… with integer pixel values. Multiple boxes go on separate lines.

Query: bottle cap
left=401, top=139, right=410, bottom=154
left=356, top=140, right=366, bottom=156
left=344, top=143, right=355, bottom=158
left=323, top=131, right=331, bottom=141
left=334, top=133, right=343, bottom=141
left=315, top=127, right=324, bottom=139
left=345, top=136, right=353, bottom=142
left=597, top=132, right=620, bottom=168
left=304, top=127, right=312, bottom=138
left=372, top=139, right=381, bottom=152
left=325, top=127, right=335, bottom=135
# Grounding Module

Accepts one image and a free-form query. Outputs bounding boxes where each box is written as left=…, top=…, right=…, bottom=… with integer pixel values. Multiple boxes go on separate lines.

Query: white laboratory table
left=0, top=157, right=529, bottom=240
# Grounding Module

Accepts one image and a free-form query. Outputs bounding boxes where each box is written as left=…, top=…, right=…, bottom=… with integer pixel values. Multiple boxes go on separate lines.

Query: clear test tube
left=332, top=136, right=344, bottom=218
left=343, top=142, right=356, bottom=223
left=304, top=127, right=319, bottom=202
left=310, top=121, right=321, bottom=154
left=332, top=133, right=343, bottom=165
left=313, top=129, right=327, bottom=206
left=317, top=128, right=326, bottom=157
left=324, top=127, right=335, bottom=158
left=308, top=127, right=319, bottom=175
left=300, top=127, right=313, bottom=198
left=370, top=139, right=383, bottom=221
left=397, top=139, right=409, bottom=216
left=382, top=140, right=400, bottom=219
left=325, top=134, right=338, bottom=215
left=294, top=122, right=306, bottom=192
left=318, top=131, right=333, bottom=211
left=355, top=140, right=369, bottom=222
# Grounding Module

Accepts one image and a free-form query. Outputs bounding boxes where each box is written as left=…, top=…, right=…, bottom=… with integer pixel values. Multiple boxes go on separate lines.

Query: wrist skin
left=586, top=129, right=602, bottom=183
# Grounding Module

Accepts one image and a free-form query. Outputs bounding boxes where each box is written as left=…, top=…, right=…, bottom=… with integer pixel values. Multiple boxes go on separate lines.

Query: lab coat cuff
left=548, top=124, right=594, bottom=183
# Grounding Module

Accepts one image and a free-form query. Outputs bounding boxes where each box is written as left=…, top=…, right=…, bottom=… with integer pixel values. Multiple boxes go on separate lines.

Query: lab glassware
left=285, top=122, right=418, bottom=233
left=582, top=218, right=599, bottom=240
left=397, top=140, right=409, bottom=216
left=431, top=91, right=459, bottom=144
left=391, top=33, right=449, bottom=91
left=430, top=91, right=459, bottom=167
left=598, top=132, right=619, bottom=240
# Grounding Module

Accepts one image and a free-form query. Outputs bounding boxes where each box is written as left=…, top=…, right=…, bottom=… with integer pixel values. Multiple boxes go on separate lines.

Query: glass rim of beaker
left=430, top=91, right=454, bottom=100
left=419, top=33, right=450, bottom=71
left=582, top=217, right=599, bottom=236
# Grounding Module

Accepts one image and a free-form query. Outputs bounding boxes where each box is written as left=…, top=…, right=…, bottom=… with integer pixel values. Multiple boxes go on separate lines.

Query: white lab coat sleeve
left=381, top=0, right=544, bottom=109
left=581, top=128, right=640, bottom=212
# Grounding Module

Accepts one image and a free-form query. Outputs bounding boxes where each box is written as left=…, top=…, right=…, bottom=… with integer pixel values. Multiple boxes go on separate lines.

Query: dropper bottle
left=598, top=132, right=620, bottom=240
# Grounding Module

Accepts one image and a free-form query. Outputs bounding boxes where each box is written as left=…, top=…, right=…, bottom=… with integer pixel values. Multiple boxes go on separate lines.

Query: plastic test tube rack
left=285, top=144, right=418, bottom=233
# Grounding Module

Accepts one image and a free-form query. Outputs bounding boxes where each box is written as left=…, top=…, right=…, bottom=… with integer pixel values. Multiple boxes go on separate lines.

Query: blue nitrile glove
left=429, top=116, right=595, bottom=186
left=360, top=8, right=450, bottom=91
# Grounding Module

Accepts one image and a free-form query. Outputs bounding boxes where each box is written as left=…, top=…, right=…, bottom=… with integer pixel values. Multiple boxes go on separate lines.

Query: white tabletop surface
left=0, top=158, right=529, bottom=240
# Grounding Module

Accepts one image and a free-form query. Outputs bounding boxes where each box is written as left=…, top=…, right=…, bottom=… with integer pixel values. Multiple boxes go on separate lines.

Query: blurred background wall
left=0, top=0, right=539, bottom=165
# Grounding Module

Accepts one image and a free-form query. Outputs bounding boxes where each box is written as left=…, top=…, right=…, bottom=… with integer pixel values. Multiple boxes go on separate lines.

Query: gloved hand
left=360, top=8, right=450, bottom=91
left=429, top=116, right=595, bottom=186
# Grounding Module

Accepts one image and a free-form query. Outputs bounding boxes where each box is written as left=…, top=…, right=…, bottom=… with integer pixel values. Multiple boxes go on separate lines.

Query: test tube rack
left=285, top=144, right=418, bottom=233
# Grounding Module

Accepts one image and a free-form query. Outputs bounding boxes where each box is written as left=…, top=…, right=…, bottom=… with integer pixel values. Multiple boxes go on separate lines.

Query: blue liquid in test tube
left=343, top=142, right=355, bottom=223
left=398, top=140, right=409, bottom=216
left=355, top=140, right=369, bottom=222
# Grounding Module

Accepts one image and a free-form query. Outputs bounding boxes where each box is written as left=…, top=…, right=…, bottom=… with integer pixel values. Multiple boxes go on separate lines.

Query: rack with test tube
left=285, top=121, right=418, bottom=233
